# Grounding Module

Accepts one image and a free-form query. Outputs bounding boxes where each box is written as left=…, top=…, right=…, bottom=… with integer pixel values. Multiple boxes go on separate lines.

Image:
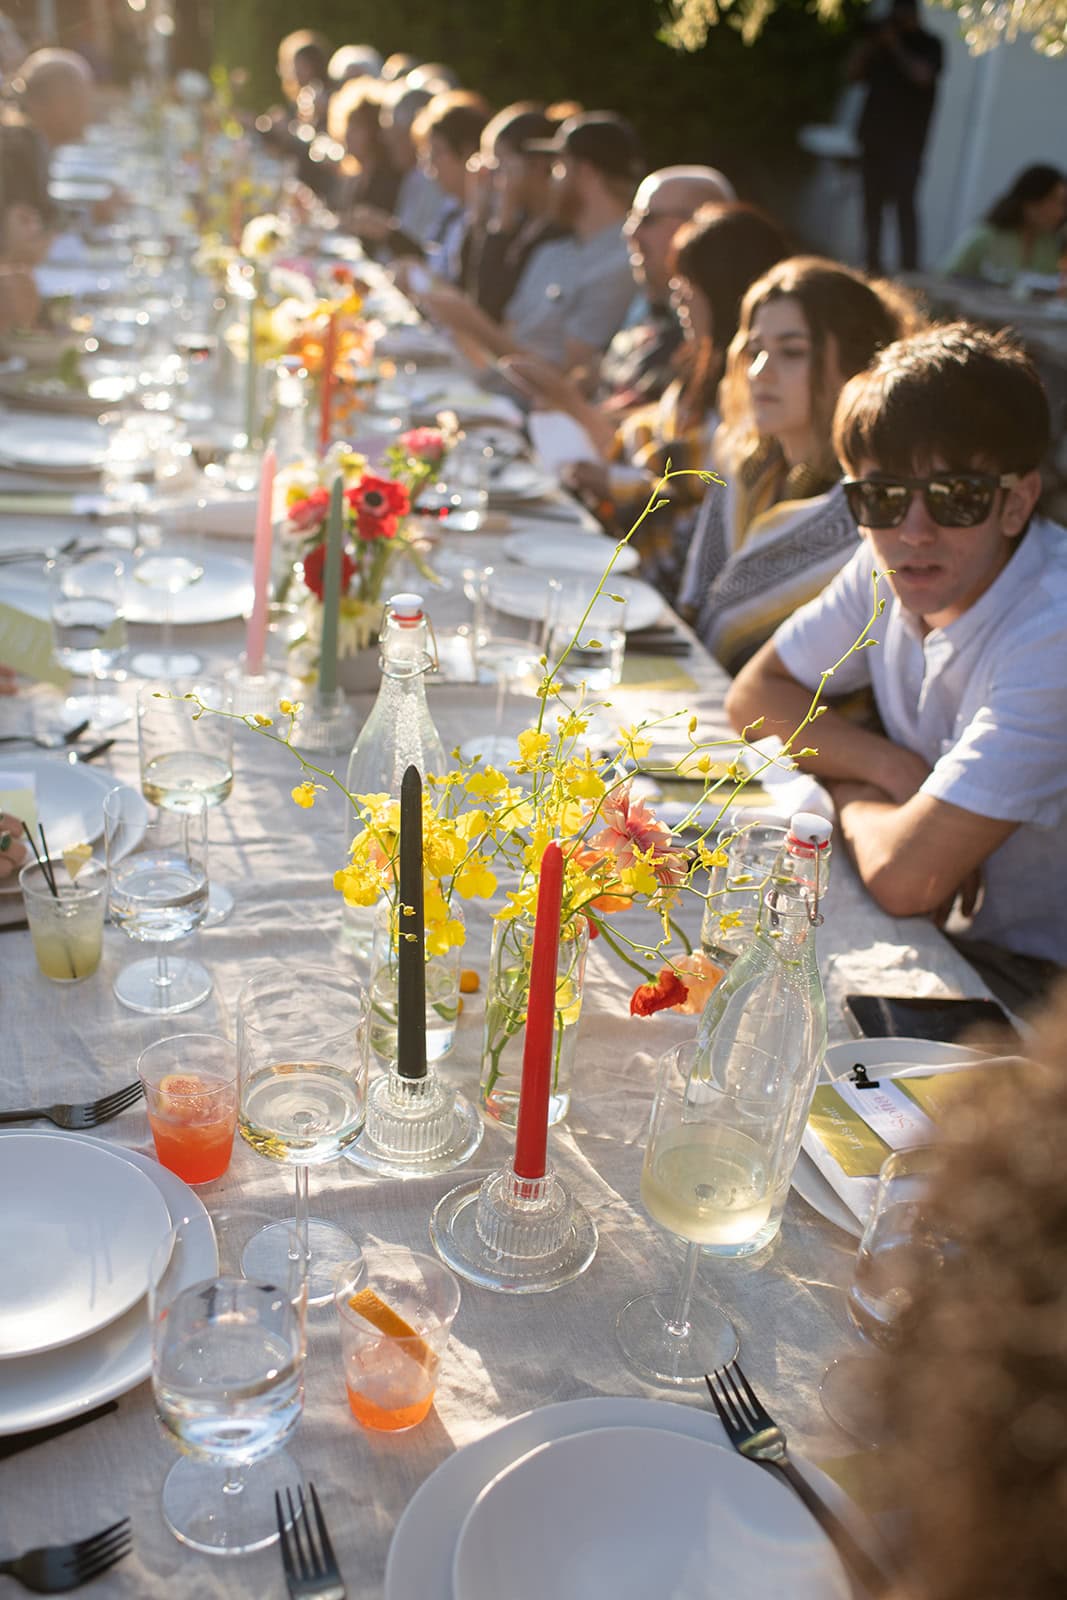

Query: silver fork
left=705, top=1361, right=889, bottom=1595
left=0, top=1081, right=143, bottom=1131
left=0, top=1517, right=131, bottom=1593
left=0, top=719, right=90, bottom=749
left=275, top=1484, right=346, bottom=1600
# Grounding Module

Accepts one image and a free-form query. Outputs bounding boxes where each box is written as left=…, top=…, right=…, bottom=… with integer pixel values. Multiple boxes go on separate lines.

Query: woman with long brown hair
left=679, top=256, right=921, bottom=672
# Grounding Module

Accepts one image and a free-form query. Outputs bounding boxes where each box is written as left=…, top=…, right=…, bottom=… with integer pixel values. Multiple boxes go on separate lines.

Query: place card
left=0, top=773, right=38, bottom=837
left=0, top=601, right=70, bottom=688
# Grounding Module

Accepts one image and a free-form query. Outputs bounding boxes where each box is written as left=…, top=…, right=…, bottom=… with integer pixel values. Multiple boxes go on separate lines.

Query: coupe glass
left=137, top=681, right=236, bottom=925
left=47, top=550, right=130, bottom=731
left=616, top=1039, right=788, bottom=1386
left=237, top=966, right=370, bottom=1306
left=820, top=1145, right=941, bottom=1443
left=150, top=1206, right=307, bottom=1555
left=459, top=565, right=559, bottom=768
left=103, top=786, right=211, bottom=1014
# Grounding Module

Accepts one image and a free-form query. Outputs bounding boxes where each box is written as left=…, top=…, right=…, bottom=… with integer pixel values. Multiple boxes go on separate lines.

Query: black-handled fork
left=275, top=1484, right=346, bottom=1600
left=0, top=1517, right=131, bottom=1593
left=705, top=1361, right=890, bottom=1596
left=0, top=1080, right=143, bottom=1131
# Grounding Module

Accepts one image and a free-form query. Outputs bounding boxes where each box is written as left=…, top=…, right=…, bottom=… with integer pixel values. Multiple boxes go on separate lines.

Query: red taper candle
left=318, top=309, right=338, bottom=456
left=513, top=840, right=564, bottom=1181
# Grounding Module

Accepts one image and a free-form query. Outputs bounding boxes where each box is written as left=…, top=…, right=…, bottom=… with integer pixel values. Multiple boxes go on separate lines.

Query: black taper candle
left=397, top=764, right=427, bottom=1079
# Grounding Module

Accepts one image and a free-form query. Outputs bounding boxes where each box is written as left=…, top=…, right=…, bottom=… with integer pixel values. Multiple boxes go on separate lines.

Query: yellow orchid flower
left=291, top=781, right=320, bottom=809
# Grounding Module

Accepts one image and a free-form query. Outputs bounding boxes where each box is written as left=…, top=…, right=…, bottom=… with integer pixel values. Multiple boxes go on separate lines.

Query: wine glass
left=47, top=551, right=130, bottom=732
left=150, top=1205, right=308, bottom=1555
left=616, top=1039, right=788, bottom=1386
left=128, top=550, right=205, bottom=678
left=103, top=786, right=211, bottom=1015
left=459, top=565, right=559, bottom=768
left=544, top=590, right=628, bottom=693
left=820, top=1145, right=941, bottom=1444
left=237, top=966, right=370, bottom=1307
left=137, top=681, right=236, bottom=926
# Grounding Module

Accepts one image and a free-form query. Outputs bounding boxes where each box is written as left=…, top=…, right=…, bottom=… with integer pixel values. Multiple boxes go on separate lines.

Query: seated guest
left=328, top=77, right=401, bottom=217
left=408, top=90, right=491, bottom=279
left=327, top=45, right=383, bottom=84
left=942, top=163, right=1066, bottom=282
left=261, top=30, right=332, bottom=191
left=727, top=324, right=1066, bottom=1003
left=506, top=163, right=740, bottom=442
left=558, top=203, right=790, bottom=581
left=418, top=112, right=641, bottom=377
left=0, top=811, right=27, bottom=885
left=868, top=977, right=1067, bottom=1598
left=0, top=261, right=39, bottom=328
left=679, top=257, right=918, bottom=671
left=461, top=103, right=568, bottom=321
left=374, top=84, right=444, bottom=249
left=1, top=48, right=95, bottom=236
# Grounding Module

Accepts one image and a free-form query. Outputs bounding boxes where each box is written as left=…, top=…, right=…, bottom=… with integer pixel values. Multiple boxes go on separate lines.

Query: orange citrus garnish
left=347, top=1287, right=432, bottom=1368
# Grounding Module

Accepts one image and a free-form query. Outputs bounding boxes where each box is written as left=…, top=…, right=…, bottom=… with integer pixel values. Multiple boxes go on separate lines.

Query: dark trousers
left=861, top=145, right=923, bottom=273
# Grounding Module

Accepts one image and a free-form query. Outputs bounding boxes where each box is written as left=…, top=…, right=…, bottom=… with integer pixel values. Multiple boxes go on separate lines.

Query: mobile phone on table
left=843, top=993, right=1022, bottom=1045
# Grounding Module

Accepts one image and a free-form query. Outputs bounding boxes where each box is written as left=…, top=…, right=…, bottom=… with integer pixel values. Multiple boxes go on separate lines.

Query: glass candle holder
left=19, top=858, right=108, bottom=983
left=480, top=913, right=588, bottom=1128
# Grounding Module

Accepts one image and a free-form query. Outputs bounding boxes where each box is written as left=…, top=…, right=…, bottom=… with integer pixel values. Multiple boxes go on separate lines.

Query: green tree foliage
left=214, top=0, right=862, bottom=206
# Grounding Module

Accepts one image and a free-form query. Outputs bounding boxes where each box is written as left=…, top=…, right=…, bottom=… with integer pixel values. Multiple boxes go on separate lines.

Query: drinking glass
left=129, top=551, right=205, bottom=679
left=545, top=591, right=627, bottom=693
left=237, top=966, right=370, bottom=1306
left=616, top=1039, right=788, bottom=1386
left=440, top=434, right=493, bottom=530
left=137, top=681, right=236, bottom=925
left=335, top=1249, right=461, bottom=1432
left=19, top=857, right=108, bottom=982
left=47, top=551, right=129, bottom=731
left=820, top=1145, right=941, bottom=1443
left=150, top=1206, right=307, bottom=1555
left=459, top=565, right=558, bottom=767
left=138, top=1033, right=238, bottom=1185
left=700, top=819, right=789, bottom=968
left=103, top=786, right=211, bottom=1014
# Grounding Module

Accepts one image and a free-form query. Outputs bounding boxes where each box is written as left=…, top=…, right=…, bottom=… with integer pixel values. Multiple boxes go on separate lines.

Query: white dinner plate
left=0, top=758, right=134, bottom=897
left=124, top=552, right=254, bottom=626
left=0, top=1131, right=216, bottom=1434
left=791, top=1038, right=988, bottom=1238
left=385, top=1396, right=871, bottom=1600
left=488, top=568, right=664, bottom=633
left=487, top=459, right=558, bottom=504
left=0, top=1134, right=170, bottom=1359
left=504, top=529, right=638, bottom=575
left=453, top=1424, right=849, bottom=1600
left=0, top=415, right=108, bottom=472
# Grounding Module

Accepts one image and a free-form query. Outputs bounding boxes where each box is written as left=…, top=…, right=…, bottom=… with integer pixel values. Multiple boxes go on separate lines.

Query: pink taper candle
left=244, top=442, right=276, bottom=676
left=513, top=841, right=564, bottom=1181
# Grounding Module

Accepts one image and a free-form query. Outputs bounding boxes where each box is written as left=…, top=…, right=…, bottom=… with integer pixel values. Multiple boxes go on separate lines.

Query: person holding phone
left=726, top=323, right=1067, bottom=1009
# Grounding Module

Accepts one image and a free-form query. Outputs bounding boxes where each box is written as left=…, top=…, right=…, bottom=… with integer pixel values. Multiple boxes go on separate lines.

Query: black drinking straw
left=19, top=820, right=58, bottom=899
left=396, top=765, right=427, bottom=1080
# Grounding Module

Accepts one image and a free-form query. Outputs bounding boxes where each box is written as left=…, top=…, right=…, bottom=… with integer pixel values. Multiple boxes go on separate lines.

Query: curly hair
left=871, top=978, right=1067, bottom=1600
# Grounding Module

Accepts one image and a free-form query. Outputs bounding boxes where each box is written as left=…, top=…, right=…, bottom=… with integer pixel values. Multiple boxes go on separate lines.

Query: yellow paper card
left=620, top=654, right=698, bottom=693
left=896, top=1063, right=1022, bottom=1120
left=807, top=1084, right=891, bottom=1178
left=0, top=787, right=38, bottom=836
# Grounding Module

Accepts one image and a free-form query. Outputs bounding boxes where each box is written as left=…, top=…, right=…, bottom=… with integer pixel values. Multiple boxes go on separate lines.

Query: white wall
left=916, top=8, right=1065, bottom=268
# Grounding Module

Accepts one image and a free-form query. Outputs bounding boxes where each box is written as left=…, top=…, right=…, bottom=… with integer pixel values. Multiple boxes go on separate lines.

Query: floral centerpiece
left=278, top=428, right=453, bottom=667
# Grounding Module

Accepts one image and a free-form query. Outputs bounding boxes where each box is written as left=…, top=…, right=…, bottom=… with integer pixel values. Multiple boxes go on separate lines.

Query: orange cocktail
left=335, top=1254, right=461, bottom=1433
left=138, top=1034, right=238, bottom=1185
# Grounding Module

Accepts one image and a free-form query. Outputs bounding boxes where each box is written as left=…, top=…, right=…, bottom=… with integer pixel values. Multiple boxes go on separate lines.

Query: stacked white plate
left=386, top=1396, right=867, bottom=1599
left=0, top=1130, right=215, bottom=1434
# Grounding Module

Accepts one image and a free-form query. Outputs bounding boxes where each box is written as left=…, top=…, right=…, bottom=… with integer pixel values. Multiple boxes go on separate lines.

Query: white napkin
left=528, top=410, right=599, bottom=474
left=154, top=492, right=256, bottom=541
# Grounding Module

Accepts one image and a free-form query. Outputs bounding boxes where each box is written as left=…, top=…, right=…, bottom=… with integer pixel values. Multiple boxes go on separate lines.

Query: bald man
left=1, top=49, right=94, bottom=234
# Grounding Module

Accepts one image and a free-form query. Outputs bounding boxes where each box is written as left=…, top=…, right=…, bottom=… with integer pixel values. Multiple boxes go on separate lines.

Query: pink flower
left=286, top=487, right=330, bottom=533
left=666, top=952, right=724, bottom=1015
left=586, top=784, right=687, bottom=892
left=399, top=427, right=446, bottom=465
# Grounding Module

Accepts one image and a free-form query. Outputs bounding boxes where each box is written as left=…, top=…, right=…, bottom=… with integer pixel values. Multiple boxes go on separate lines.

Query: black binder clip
left=849, top=1063, right=880, bottom=1090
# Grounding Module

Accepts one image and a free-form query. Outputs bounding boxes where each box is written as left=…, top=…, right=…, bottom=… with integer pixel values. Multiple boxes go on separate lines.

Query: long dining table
left=0, top=274, right=998, bottom=1597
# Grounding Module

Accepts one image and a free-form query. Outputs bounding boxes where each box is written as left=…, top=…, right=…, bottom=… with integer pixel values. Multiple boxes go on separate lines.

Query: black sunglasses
left=842, top=472, right=1018, bottom=529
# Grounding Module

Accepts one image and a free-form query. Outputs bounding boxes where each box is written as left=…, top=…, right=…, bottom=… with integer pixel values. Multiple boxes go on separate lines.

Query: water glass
left=460, top=565, right=558, bottom=767
left=700, top=818, right=789, bottom=966
left=47, top=551, right=129, bottom=731
left=237, top=965, right=370, bottom=1305
left=150, top=1206, right=308, bottom=1556
left=335, top=1249, right=461, bottom=1432
left=616, top=1039, right=789, bottom=1386
left=103, top=785, right=210, bottom=1014
left=138, top=1033, right=238, bottom=1185
left=441, top=435, right=493, bottom=530
left=19, top=857, right=108, bottom=982
left=546, top=591, right=627, bottom=692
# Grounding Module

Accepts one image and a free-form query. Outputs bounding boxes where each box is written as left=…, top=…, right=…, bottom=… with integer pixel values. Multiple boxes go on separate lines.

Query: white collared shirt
left=773, top=518, right=1067, bottom=962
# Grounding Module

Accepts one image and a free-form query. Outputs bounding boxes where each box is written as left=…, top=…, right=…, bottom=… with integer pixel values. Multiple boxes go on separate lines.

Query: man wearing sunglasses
left=727, top=324, right=1065, bottom=1006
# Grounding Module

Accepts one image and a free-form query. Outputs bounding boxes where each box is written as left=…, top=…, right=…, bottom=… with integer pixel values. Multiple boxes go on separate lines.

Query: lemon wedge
left=62, top=842, right=93, bottom=881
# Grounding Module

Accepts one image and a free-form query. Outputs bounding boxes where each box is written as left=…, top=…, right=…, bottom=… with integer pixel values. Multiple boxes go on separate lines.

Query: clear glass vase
left=480, top=913, right=588, bottom=1128
left=368, top=898, right=463, bottom=1066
